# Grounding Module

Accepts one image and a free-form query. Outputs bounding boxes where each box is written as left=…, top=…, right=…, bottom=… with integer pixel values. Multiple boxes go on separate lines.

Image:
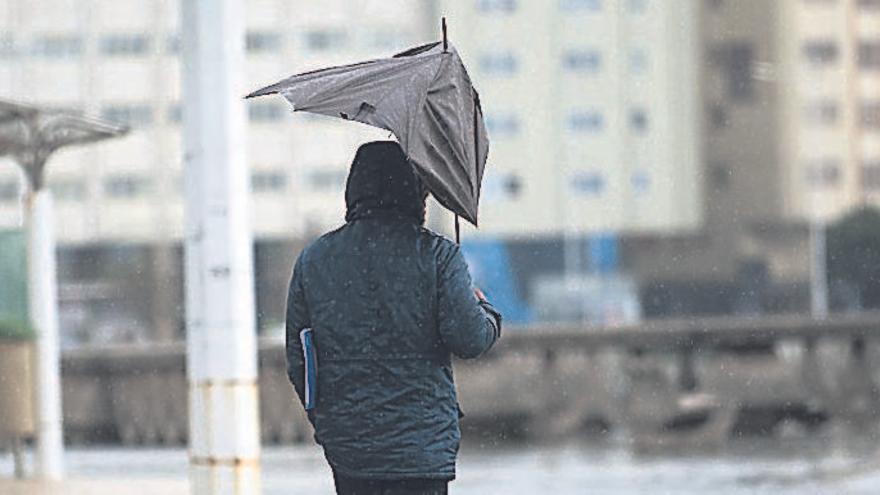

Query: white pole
left=181, top=1, right=261, bottom=494
left=27, top=188, right=64, bottom=479
left=810, top=219, right=829, bottom=319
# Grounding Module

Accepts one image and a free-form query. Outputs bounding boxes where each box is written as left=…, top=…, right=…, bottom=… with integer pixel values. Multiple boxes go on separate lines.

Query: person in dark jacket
left=286, top=141, right=502, bottom=494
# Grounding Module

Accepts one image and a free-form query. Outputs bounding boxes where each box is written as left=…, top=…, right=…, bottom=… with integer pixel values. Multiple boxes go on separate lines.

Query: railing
left=57, top=312, right=880, bottom=447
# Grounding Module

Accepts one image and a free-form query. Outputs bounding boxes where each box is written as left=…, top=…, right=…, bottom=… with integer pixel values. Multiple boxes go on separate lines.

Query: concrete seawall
left=58, top=313, right=880, bottom=447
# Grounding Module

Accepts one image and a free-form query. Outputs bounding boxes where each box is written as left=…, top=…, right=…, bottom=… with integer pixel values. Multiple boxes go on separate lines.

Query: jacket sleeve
left=285, top=253, right=311, bottom=410
left=436, top=243, right=502, bottom=359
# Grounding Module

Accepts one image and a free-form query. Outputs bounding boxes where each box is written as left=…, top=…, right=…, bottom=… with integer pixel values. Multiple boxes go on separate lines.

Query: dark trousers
left=333, top=471, right=448, bottom=495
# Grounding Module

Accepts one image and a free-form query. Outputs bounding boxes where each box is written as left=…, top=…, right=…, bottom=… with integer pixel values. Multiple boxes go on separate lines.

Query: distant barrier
left=59, top=313, right=880, bottom=447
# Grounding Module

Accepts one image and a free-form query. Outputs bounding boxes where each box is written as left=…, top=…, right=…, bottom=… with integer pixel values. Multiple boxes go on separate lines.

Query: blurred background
left=3, top=0, right=880, bottom=493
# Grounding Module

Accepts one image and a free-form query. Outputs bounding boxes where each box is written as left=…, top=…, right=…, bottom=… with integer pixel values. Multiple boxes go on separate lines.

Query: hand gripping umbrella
left=246, top=19, right=489, bottom=238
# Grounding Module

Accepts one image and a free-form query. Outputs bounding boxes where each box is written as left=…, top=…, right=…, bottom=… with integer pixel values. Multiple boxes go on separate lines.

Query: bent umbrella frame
left=246, top=19, right=489, bottom=240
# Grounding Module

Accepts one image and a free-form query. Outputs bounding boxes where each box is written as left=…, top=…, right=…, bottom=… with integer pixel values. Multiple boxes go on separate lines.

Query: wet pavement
left=2, top=435, right=880, bottom=494
left=0, top=478, right=187, bottom=495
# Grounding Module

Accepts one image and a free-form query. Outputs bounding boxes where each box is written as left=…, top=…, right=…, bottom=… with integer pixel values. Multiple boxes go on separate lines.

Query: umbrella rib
left=247, top=47, right=440, bottom=99
left=472, top=91, right=481, bottom=217
left=401, top=52, right=446, bottom=158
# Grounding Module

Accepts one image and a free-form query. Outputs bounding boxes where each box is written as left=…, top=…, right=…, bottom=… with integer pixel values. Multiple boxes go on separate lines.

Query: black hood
left=345, top=141, right=426, bottom=224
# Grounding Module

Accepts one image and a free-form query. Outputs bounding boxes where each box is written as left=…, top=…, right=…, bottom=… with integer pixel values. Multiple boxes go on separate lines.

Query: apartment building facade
left=631, top=0, right=880, bottom=316
left=441, top=0, right=702, bottom=238
left=0, top=0, right=433, bottom=244
left=0, top=0, right=434, bottom=342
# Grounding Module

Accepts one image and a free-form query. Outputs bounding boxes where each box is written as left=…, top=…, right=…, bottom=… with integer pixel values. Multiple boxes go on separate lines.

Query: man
left=286, top=141, right=502, bottom=494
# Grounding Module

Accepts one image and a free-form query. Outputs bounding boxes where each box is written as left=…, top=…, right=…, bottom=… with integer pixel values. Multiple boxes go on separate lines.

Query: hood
left=345, top=141, right=426, bottom=224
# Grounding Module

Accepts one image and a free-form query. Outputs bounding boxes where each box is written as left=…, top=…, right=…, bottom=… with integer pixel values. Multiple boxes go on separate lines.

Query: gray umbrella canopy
left=246, top=41, right=489, bottom=226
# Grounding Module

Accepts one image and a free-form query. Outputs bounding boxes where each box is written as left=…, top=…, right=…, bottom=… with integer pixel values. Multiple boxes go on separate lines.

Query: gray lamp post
left=0, top=99, right=128, bottom=479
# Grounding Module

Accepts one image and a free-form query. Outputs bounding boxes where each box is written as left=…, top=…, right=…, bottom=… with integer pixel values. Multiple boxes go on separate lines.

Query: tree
left=827, top=207, right=880, bottom=310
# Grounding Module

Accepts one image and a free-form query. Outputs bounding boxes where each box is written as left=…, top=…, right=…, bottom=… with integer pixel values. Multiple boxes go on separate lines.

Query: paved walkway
left=0, top=478, right=188, bottom=495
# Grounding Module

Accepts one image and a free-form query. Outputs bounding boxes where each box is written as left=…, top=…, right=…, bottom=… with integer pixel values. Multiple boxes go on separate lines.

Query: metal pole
left=181, top=1, right=261, bottom=494
left=809, top=219, right=829, bottom=319
left=13, top=437, right=25, bottom=479
left=27, top=186, right=64, bottom=479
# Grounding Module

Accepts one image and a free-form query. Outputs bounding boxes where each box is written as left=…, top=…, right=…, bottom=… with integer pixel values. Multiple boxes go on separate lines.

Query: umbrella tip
left=442, top=17, right=448, bottom=52
left=244, top=86, right=278, bottom=99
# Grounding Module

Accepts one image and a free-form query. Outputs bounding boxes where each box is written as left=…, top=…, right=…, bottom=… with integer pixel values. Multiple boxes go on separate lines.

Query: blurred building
left=0, top=0, right=435, bottom=342
left=633, top=0, right=880, bottom=317
left=438, top=0, right=702, bottom=324
left=445, top=0, right=880, bottom=320
left=0, top=0, right=434, bottom=242
left=441, top=0, right=702, bottom=237
left=3, top=1, right=878, bottom=337
left=776, top=0, right=880, bottom=222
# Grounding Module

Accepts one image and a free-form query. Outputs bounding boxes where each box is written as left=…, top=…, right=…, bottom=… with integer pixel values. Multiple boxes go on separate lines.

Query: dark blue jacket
left=286, top=142, right=501, bottom=481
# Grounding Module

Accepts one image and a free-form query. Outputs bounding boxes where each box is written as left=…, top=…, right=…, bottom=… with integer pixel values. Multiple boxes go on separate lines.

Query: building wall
left=630, top=0, right=880, bottom=288
left=1, top=0, right=704, bottom=242
left=776, top=0, right=880, bottom=223
left=441, top=0, right=702, bottom=238
left=0, top=0, right=433, bottom=244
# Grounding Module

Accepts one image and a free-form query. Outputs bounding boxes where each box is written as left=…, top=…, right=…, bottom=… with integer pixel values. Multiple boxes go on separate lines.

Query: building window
left=104, top=175, right=152, bottom=198
left=166, top=34, right=181, bottom=54
left=366, top=30, right=406, bottom=50
left=803, top=99, right=839, bottom=125
left=570, top=171, right=605, bottom=195
left=862, top=162, right=880, bottom=189
left=483, top=173, right=523, bottom=201
left=559, top=0, right=601, bottom=11
left=167, top=104, right=182, bottom=124
left=479, top=52, right=518, bottom=75
left=503, top=175, right=522, bottom=197
left=710, top=161, right=731, bottom=191
left=31, top=35, right=82, bottom=58
left=805, top=159, right=841, bottom=188
left=251, top=171, right=287, bottom=193
left=306, top=169, right=347, bottom=191
left=248, top=102, right=284, bottom=122
left=567, top=110, right=604, bottom=132
left=304, top=30, right=346, bottom=51
left=627, top=0, right=648, bottom=12
left=246, top=31, right=282, bottom=53
left=711, top=43, right=754, bottom=102
left=0, top=36, right=17, bottom=58
left=562, top=49, right=601, bottom=73
left=630, top=108, right=648, bottom=132
left=859, top=41, right=880, bottom=69
left=709, top=103, right=729, bottom=129
left=102, top=105, right=154, bottom=126
left=49, top=180, right=86, bottom=201
left=0, top=180, right=20, bottom=202
left=485, top=113, right=520, bottom=137
left=861, top=101, right=880, bottom=129
left=629, top=48, right=648, bottom=74
left=100, top=34, right=150, bottom=56
left=631, top=170, right=650, bottom=193
left=803, top=40, right=839, bottom=65
left=476, top=0, right=517, bottom=13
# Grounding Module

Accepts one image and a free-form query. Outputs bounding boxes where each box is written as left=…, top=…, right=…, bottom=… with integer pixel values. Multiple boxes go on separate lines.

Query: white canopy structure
left=0, top=98, right=127, bottom=479
left=0, top=99, right=128, bottom=189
